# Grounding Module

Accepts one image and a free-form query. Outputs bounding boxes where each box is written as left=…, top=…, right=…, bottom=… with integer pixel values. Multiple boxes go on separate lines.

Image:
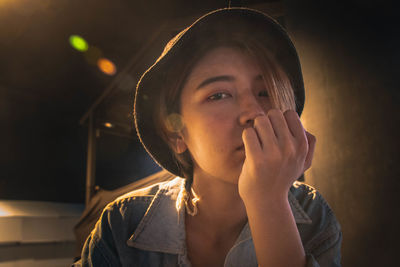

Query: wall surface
left=284, top=1, right=399, bottom=266
left=0, top=201, right=84, bottom=266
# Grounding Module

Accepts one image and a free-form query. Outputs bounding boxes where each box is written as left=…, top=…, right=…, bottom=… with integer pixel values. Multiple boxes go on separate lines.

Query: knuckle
left=243, top=127, right=254, bottom=137
left=254, top=115, right=267, bottom=127
left=267, top=108, right=282, bottom=117
left=283, top=109, right=298, bottom=119
left=311, top=134, right=317, bottom=144
left=298, top=139, right=309, bottom=154
left=306, top=131, right=317, bottom=142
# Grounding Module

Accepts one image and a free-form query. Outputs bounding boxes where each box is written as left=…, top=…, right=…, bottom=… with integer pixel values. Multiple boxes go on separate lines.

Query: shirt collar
left=127, top=177, right=312, bottom=255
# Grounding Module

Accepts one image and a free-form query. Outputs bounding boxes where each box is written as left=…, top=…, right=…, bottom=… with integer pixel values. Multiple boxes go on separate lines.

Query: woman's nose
left=238, top=96, right=266, bottom=127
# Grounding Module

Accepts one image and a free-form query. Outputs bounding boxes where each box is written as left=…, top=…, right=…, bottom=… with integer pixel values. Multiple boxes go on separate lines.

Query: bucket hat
left=134, top=7, right=305, bottom=177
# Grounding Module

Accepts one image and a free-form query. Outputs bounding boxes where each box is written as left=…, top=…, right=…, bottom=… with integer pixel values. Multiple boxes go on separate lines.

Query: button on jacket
left=73, top=177, right=342, bottom=267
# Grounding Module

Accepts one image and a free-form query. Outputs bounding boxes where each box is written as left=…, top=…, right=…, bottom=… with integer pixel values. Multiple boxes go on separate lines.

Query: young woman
left=75, top=8, right=342, bottom=267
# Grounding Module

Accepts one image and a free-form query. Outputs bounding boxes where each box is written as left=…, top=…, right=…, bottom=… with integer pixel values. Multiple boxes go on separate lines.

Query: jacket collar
left=127, top=177, right=312, bottom=255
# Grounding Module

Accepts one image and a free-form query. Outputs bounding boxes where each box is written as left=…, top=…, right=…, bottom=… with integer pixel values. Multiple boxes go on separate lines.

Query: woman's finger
left=242, top=127, right=263, bottom=162
left=266, top=109, right=292, bottom=144
left=303, top=131, right=316, bottom=171
left=283, top=110, right=306, bottom=140
left=253, top=115, right=277, bottom=149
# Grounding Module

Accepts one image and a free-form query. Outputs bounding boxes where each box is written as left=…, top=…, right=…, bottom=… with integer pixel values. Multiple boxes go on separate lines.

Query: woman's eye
left=258, top=90, right=269, bottom=97
left=207, top=92, right=230, bottom=101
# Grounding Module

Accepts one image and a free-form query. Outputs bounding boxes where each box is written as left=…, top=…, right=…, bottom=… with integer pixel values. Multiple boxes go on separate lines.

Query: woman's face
left=179, top=46, right=273, bottom=184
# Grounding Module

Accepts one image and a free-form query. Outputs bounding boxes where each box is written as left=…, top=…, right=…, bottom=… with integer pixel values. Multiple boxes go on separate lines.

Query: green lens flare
left=69, top=35, right=88, bottom=52
left=165, top=113, right=184, bottom=133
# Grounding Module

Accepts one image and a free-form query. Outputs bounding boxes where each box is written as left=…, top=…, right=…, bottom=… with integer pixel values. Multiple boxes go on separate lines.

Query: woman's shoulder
left=90, top=177, right=185, bottom=243
left=103, top=176, right=184, bottom=218
left=289, top=181, right=337, bottom=221
left=289, top=181, right=318, bottom=205
left=290, top=181, right=342, bottom=257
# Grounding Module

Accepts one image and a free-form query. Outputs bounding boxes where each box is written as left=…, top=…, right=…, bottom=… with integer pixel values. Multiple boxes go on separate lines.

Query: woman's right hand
left=238, top=109, right=316, bottom=203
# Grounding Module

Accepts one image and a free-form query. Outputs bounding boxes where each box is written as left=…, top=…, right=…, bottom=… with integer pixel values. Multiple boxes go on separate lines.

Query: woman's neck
left=188, top=171, right=248, bottom=236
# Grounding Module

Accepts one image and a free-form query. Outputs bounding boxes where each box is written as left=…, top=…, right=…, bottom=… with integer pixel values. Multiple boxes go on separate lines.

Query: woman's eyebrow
left=196, top=75, right=235, bottom=90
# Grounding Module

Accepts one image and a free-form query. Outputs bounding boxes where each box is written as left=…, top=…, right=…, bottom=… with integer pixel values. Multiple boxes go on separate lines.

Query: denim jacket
left=73, top=177, right=342, bottom=267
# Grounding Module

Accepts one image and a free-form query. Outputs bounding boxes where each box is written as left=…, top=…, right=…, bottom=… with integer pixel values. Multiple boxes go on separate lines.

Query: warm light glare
left=165, top=113, right=184, bottom=133
left=0, top=204, right=12, bottom=217
left=0, top=208, right=8, bottom=216
left=97, top=58, right=117, bottom=75
left=69, top=35, right=88, bottom=52
left=104, top=122, right=113, bottom=128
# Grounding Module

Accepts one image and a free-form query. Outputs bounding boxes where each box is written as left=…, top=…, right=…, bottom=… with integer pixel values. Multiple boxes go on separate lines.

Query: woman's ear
left=168, top=133, right=187, bottom=154
left=175, top=136, right=187, bottom=154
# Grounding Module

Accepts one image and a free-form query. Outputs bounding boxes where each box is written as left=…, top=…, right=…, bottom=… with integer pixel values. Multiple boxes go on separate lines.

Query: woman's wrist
left=240, top=185, right=289, bottom=208
left=242, top=195, right=290, bottom=216
left=243, top=189, right=306, bottom=267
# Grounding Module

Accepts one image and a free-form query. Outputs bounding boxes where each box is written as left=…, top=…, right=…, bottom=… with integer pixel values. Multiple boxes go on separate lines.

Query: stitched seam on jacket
left=130, top=188, right=166, bottom=241
left=305, top=222, right=341, bottom=256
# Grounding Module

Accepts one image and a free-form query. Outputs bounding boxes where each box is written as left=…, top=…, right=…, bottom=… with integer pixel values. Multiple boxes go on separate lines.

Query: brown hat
left=134, top=7, right=305, bottom=177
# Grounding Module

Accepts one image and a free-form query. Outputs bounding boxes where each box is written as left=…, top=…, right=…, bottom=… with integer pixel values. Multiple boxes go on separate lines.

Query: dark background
left=1, top=0, right=398, bottom=266
left=284, top=1, right=399, bottom=266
